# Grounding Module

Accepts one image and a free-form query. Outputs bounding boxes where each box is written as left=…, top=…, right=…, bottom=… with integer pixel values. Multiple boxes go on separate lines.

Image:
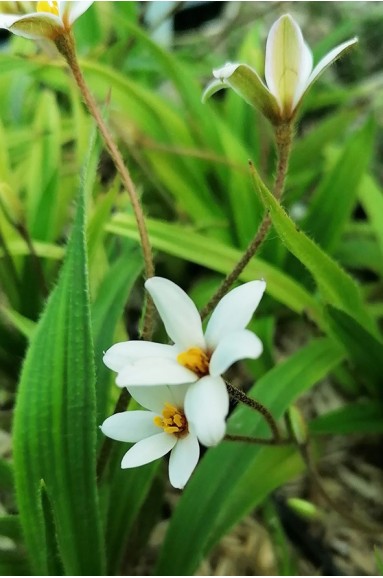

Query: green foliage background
left=0, top=1, right=383, bottom=574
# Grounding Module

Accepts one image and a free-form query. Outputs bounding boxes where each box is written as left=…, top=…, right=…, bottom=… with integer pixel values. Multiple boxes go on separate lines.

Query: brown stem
left=54, top=32, right=155, bottom=340
left=224, top=433, right=292, bottom=446
left=200, top=122, right=293, bottom=321
left=226, top=382, right=280, bottom=441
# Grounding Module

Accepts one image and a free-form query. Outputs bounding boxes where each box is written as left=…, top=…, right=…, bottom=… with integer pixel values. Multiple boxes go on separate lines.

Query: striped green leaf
left=13, top=190, right=105, bottom=574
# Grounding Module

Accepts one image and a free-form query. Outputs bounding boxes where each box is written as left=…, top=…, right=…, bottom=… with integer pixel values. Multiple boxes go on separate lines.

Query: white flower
left=101, top=384, right=199, bottom=489
left=0, top=1, right=93, bottom=40
left=104, top=277, right=266, bottom=447
left=203, top=13, right=357, bottom=123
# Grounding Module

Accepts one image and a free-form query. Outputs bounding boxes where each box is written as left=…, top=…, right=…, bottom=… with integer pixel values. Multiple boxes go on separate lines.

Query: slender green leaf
left=104, top=447, right=159, bottom=575
left=0, top=549, right=30, bottom=576
left=13, top=191, right=105, bottom=574
left=0, top=459, right=13, bottom=493
left=302, top=119, right=375, bottom=251
left=157, top=338, right=344, bottom=575
left=310, top=401, right=383, bottom=435
left=0, top=515, right=22, bottom=543
left=359, top=174, right=383, bottom=259
left=106, top=215, right=323, bottom=325
left=326, top=306, right=383, bottom=393
left=251, top=167, right=375, bottom=332
left=92, top=243, right=143, bottom=422
left=0, top=306, right=36, bottom=340
left=25, top=91, right=61, bottom=242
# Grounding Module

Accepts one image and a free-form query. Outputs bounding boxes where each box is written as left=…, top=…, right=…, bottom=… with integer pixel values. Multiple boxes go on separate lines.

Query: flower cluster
left=101, top=277, right=266, bottom=489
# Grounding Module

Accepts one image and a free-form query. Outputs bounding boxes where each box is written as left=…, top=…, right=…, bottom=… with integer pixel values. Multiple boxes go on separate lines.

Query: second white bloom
left=104, top=277, right=266, bottom=447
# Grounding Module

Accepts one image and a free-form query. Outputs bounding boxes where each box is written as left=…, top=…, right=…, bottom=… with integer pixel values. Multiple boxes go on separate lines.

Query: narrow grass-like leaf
left=302, top=119, right=375, bottom=251
left=25, top=90, right=60, bottom=242
left=0, top=515, right=22, bottom=542
left=13, top=191, right=105, bottom=574
left=289, top=108, right=358, bottom=174
left=104, top=448, right=159, bottom=575
left=106, top=215, right=323, bottom=324
left=0, top=459, right=13, bottom=493
left=359, top=174, right=383, bottom=259
left=310, top=401, right=383, bottom=435
left=0, top=549, right=30, bottom=576
left=0, top=306, right=36, bottom=340
left=92, top=242, right=143, bottom=422
left=251, top=168, right=374, bottom=332
left=157, top=338, right=344, bottom=575
left=326, top=305, right=383, bottom=393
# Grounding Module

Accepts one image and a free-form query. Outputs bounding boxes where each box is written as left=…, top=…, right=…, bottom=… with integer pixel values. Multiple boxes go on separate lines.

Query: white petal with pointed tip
left=128, top=384, right=190, bottom=413
left=103, top=341, right=176, bottom=372
left=121, top=433, right=176, bottom=468
left=116, top=357, right=197, bottom=387
left=307, top=38, right=358, bottom=90
left=101, top=411, right=159, bottom=443
left=213, top=62, right=240, bottom=80
left=209, top=329, right=263, bottom=376
left=145, top=277, right=205, bottom=350
left=168, top=433, right=200, bottom=489
left=184, top=375, right=228, bottom=447
left=63, top=1, right=94, bottom=24
left=205, top=280, right=266, bottom=349
left=265, top=14, right=313, bottom=115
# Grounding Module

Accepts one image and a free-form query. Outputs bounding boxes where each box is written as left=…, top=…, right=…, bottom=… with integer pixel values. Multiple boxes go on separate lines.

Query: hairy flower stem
left=224, top=434, right=292, bottom=446
left=200, top=122, right=293, bottom=321
left=226, top=382, right=280, bottom=441
left=54, top=33, right=155, bottom=340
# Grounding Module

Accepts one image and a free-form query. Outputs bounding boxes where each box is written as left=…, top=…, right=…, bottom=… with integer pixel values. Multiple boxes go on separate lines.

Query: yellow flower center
left=177, top=347, right=210, bottom=377
left=37, top=1, right=59, bottom=15
left=154, top=403, right=188, bottom=437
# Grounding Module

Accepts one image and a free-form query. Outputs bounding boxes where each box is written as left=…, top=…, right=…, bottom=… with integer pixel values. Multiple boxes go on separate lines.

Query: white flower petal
left=145, top=277, right=205, bottom=350
left=0, top=14, right=26, bottom=28
left=205, top=280, right=266, bottom=350
left=184, top=376, right=228, bottom=447
left=307, top=37, right=358, bottom=92
left=209, top=329, right=263, bottom=376
left=116, top=358, right=197, bottom=387
left=1, top=12, right=63, bottom=39
left=103, top=341, right=176, bottom=372
left=100, top=411, right=159, bottom=443
left=168, top=433, right=200, bottom=489
left=209, top=62, right=280, bottom=124
left=213, top=62, right=240, bottom=80
left=265, top=14, right=313, bottom=117
left=128, top=384, right=190, bottom=413
left=63, top=0, right=94, bottom=25
left=121, top=433, right=176, bottom=468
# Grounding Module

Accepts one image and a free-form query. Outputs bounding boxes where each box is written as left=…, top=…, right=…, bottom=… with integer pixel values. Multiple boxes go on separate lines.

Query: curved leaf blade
left=13, top=192, right=105, bottom=574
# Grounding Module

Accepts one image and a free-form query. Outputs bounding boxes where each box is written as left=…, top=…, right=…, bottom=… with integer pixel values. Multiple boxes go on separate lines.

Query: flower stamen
left=154, top=403, right=188, bottom=437
left=177, top=347, right=210, bottom=376
left=37, top=1, right=59, bottom=15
